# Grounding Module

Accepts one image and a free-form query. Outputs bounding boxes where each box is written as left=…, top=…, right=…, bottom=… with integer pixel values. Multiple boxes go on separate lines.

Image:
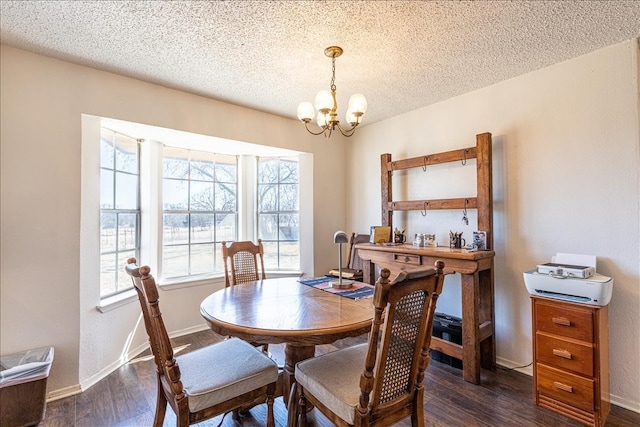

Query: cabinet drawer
left=535, top=300, right=594, bottom=342
left=536, top=332, right=594, bottom=376
left=537, top=364, right=595, bottom=412
left=393, top=253, right=421, bottom=265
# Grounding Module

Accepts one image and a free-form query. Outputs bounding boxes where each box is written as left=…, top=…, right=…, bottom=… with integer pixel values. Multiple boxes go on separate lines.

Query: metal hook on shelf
left=462, top=198, right=469, bottom=225
left=422, top=156, right=428, bottom=172
left=421, top=201, right=428, bottom=216
left=462, top=149, right=468, bottom=166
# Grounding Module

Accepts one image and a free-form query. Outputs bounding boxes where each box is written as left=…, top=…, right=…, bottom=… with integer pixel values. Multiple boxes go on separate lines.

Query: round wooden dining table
left=200, top=277, right=374, bottom=405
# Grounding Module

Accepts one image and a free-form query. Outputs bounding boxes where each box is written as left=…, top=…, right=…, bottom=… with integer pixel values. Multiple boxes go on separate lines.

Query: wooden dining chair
left=222, top=239, right=266, bottom=288
left=287, top=261, right=446, bottom=427
left=125, top=258, right=278, bottom=427
left=221, top=239, right=284, bottom=364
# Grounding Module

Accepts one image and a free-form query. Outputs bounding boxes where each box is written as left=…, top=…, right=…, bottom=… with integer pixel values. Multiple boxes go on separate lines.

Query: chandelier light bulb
left=348, top=93, right=368, bottom=115
left=297, top=102, right=315, bottom=122
left=317, top=112, right=328, bottom=127
left=315, top=90, right=333, bottom=113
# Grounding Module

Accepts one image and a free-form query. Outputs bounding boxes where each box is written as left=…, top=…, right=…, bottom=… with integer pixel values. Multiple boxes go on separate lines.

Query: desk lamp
left=332, top=230, right=352, bottom=289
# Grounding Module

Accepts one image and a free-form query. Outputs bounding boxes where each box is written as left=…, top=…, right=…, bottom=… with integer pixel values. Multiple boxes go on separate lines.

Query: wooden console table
left=363, top=132, right=495, bottom=385
left=356, top=243, right=495, bottom=384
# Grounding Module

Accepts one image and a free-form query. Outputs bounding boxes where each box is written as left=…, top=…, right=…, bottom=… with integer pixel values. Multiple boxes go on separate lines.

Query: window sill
left=97, top=271, right=304, bottom=313
left=97, top=289, right=138, bottom=313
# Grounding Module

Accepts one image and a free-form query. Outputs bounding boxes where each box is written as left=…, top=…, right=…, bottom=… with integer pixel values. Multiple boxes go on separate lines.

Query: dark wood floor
left=40, top=330, right=638, bottom=427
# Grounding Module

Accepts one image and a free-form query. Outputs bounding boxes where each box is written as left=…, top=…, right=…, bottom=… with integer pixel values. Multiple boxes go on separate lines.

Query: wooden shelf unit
left=357, top=132, right=496, bottom=385
left=381, top=132, right=493, bottom=250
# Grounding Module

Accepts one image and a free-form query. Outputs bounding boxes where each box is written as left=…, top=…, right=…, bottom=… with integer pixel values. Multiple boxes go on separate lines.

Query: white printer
left=523, top=253, right=613, bottom=306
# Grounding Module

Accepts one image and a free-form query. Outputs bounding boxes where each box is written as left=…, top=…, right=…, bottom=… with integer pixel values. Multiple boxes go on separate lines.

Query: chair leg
left=153, top=378, right=168, bottom=427
left=286, top=382, right=299, bottom=427
left=266, top=387, right=275, bottom=427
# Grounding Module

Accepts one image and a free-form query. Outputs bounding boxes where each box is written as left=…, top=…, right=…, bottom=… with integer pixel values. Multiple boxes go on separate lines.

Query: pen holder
left=449, top=233, right=465, bottom=249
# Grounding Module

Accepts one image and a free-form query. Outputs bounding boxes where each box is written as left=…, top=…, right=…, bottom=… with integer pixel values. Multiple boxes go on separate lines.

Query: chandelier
left=296, top=46, right=367, bottom=138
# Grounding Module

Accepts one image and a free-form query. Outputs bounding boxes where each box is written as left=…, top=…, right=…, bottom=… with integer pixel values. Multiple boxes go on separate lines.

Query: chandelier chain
left=330, top=56, right=337, bottom=92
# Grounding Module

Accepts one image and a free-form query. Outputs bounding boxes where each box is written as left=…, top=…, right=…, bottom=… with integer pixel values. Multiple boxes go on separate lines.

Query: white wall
left=347, top=40, right=640, bottom=411
left=0, top=44, right=348, bottom=396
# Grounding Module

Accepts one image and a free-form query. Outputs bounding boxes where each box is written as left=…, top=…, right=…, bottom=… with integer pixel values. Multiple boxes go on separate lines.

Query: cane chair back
left=288, top=261, right=445, bottom=427
left=222, top=240, right=266, bottom=287
left=125, top=258, right=278, bottom=427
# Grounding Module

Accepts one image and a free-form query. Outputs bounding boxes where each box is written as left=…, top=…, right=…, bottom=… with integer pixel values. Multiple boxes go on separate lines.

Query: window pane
left=115, top=172, right=138, bottom=209
left=279, top=184, right=299, bottom=211
left=100, top=128, right=139, bottom=298
left=279, top=214, right=299, bottom=240
left=100, top=213, right=117, bottom=252
left=100, top=169, right=114, bottom=209
left=117, top=250, right=136, bottom=292
left=115, top=135, right=138, bottom=173
left=118, top=213, right=138, bottom=250
left=191, top=243, right=215, bottom=275
left=262, top=241, right=278, bottom=269
left=215, top=182, right=236, bottom=211
left=190, top=181, right=214, bottom=211
left=279, top=158, right=299, bottom=183
left=216, top=214, right=236, bottom=242
left=100, top=253, right=117, bottom=296
left=278, top=241, right=300, bottom=270
left=190, top=158, right=214, bottom=181
left=163, top=179, right=189, bottom=210
left=215, top=161, right=237, bottom=183
left=258, top=214, right=279, bottom=240
left=100, top=131, right=114, bottom=169
left=164, top=214, right=189, bottom=244
left=191, top=214, right=214, bottom=243
left=163, top=245, right=189, bottom=278
left=257, top=184, right=277, bottom=212
left=163, top=147, right=189, bottom=179
left=258, top=159, right=278, bottom=183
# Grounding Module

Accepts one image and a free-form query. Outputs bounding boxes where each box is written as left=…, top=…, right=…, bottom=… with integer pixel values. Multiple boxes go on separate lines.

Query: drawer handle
left=553, top=381, right=573, bottom=393
left=404, top=256, right=410, bottom=262
left=552, top=349, right=572, bottom=359
left=552, top=316, right=571, bottom=326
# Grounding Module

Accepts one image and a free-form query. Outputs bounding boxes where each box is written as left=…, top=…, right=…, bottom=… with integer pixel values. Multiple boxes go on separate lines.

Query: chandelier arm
left=304, top=121, right=329, bottom=136
left=335, top=122, right=359, bottom=137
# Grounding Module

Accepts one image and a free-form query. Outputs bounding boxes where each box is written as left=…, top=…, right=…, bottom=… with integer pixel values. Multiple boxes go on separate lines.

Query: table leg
left=282, top=344, right=315, bottom=407
left=461, top=272, right=481, bottom=384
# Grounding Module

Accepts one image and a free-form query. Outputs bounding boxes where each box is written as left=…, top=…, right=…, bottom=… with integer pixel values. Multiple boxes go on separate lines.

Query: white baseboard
left=496, top=356, right=534, bottom=376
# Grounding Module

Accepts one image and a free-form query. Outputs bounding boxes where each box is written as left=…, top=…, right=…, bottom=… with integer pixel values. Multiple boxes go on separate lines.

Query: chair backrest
left=358, top=262, right=445, bottom=423
left=347, top=232, right=370, bottom=270
left=222, top=240, right=266, bottom=287
left=125, top=258, right=186, bottom=406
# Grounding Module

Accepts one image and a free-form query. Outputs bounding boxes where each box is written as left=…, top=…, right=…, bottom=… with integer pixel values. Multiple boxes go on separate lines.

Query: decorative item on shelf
left=449, top=231, right=465, bottom=249
left=331, top=230, right=353, bottom=289
left=393, top=228, right=406, bottom=244
left=461, top=199, right=469, bottom=225
left=296, top=46, right=367, bottom=138
left=413, top=233, right=425, bottom=247
left=473, top=231, right=487, bottom=250
left=369, top=226, right=391, bottom=244
left=425, top=233, right=437, bottom=247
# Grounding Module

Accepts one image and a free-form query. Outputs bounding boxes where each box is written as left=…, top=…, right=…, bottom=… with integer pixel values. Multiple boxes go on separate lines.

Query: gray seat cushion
left=295, top=343, right=368, bottom=424
left=176, top=337, right=278, bottom=413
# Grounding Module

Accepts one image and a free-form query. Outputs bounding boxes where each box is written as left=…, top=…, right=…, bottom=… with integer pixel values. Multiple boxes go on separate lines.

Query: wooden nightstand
left=531, top=297, right=610, bottom=426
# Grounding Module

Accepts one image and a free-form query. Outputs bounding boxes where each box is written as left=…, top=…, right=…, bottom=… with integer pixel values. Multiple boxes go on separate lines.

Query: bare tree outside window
left=257, top=157, right=300, bottom=270
left=162, top=147, right=237, bottom=279
left=99, top=129, right=140, bottom=297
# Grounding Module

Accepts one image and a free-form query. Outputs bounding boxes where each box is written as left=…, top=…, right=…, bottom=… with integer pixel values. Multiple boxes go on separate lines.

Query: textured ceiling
left=1, top=1, right=639, bottom=126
